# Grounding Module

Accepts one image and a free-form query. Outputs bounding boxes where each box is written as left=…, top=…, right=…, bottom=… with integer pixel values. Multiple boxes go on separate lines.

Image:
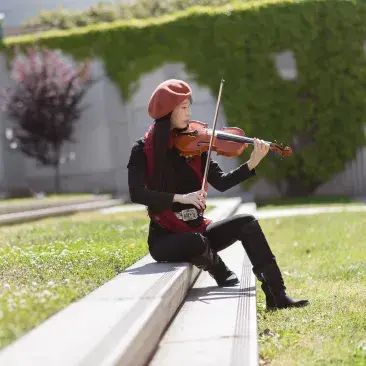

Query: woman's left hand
left=247, top=138, right=270, bottom=170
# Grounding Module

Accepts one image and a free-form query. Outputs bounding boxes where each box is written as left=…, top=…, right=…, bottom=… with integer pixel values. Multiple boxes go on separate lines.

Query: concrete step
left=0, top=197, right=243, bottom=366
left=148, top=216, right=258, bottom=365
left=0, top=198, right=124, bottom=226
left=0, top=195, right=113, bottom=215
left=235, top=202, right=257, bottom=215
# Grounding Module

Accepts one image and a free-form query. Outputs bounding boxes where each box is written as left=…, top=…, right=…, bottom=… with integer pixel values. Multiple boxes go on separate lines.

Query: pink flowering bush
left=1, top=46, right=96, bottom=193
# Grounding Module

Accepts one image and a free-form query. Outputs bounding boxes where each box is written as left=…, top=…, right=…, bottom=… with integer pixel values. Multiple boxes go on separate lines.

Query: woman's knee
left=238, top=215, right=265, bottom=237
left=232, top=213, right=257, bottom=226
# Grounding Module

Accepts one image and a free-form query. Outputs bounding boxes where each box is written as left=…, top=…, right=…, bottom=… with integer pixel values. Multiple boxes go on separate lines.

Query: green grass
left=206, top=205, right=214, bottom=212
left=0, top=194, right=99, bottom=207
left=257, top=212, right=366, bottom=365
left=257, top=195, right=365, bottom=210
left=0, top=210, right=150, bottom=350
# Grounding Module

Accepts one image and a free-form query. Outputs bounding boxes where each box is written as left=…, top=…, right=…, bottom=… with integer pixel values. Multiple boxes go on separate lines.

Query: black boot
left=253, top=261, right=309, bottom=309
left=208, top=256, right=239, bottom=287
left=190, top=243, right=239, bottom=287
left=238, top=219, right=308, bottom=309
left=260, top=283, right=276, bottom=309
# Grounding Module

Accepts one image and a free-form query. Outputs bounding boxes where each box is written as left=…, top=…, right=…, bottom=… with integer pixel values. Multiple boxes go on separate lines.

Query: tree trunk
left=284, top=176, right=321, bottom=197
left=54, top=162, right=61, bottom=194
left=53, top=145, right=62, bottom=194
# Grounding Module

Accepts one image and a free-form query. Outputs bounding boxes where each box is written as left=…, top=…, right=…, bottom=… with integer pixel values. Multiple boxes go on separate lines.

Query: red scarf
left=143, top=122, right=211, bottom=232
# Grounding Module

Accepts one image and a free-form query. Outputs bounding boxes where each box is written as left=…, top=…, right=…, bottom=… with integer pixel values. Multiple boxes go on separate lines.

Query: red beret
left=148, top=79, right=192, bottom=119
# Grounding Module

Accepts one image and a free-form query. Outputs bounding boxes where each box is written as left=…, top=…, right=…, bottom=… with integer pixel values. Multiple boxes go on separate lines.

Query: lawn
left=257, top=211, right=366, bottom=365
left=0, top=210, right=150, bottom=350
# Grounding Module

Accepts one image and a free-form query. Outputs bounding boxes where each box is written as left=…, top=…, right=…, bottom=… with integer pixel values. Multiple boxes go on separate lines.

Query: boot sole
left=268, top=300, right=309, bottom=310
left=217, top=278, right=240, bottom=287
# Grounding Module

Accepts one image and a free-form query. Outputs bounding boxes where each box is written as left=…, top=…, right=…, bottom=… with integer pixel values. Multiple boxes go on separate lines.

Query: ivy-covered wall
left=2, top=0, right=366, bottom=196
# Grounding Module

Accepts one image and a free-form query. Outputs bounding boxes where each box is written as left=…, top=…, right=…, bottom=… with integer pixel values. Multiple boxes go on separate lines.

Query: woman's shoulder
left=128, top=138, right=146, bottom=168
left=131, top=137, right=145, bottom=151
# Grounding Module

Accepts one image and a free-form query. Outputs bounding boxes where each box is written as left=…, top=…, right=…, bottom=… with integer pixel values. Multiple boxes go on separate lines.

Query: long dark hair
left=150, top=113, right=176, bottom=193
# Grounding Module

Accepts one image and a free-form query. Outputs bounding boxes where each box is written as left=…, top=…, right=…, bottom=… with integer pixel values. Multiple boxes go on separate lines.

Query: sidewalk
left=237, top=204, right=366, bottom=219
left=148, top=238, right=257, bottom=366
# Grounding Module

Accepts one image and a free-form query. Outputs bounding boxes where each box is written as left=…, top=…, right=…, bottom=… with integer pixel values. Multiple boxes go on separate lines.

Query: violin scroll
left=270, top=141, right=293, bottom=158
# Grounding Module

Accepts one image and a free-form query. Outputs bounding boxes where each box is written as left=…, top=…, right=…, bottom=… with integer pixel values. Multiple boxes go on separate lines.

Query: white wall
left=0, top=51, right=365, bottom=198
left=0, top=54, right=27, bottom=196
left=0, top=52, right=245, bottom=197
left=22, top=57, right=125, bottom=194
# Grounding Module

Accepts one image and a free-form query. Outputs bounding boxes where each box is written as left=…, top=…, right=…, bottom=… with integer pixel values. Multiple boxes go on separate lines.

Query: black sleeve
left=127, top=139, right=175, bottom=211
left=203, top=153, right=256, bottom=192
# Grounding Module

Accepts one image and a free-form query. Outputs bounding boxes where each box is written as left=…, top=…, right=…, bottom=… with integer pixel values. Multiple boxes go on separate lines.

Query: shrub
left=24, top=0, right=234, bottom=30
left=1, top=46, right=96, bottom=193
left=3, top=0, right=366, bottom=196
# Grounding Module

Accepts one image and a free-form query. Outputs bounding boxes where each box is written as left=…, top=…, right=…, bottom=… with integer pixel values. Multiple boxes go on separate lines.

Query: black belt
left=174, top=208, right=199, bottom=221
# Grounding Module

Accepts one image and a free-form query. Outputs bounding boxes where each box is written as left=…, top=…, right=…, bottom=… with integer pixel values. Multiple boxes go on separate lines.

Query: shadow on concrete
left=124, top=261, right=188, bottom=275
left=185, top=285, right=256, bottom=303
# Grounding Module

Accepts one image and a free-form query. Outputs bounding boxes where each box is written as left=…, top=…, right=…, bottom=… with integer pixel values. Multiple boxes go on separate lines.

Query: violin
left=172, top=79, right=292, bottom=194
left=173, top=120, right=292, bottom=159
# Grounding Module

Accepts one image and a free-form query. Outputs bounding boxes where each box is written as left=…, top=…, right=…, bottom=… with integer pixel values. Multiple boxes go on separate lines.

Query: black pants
left=148, top=214, right=276, bottom=269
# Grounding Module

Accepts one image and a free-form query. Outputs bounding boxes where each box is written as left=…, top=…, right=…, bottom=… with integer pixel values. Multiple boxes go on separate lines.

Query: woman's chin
left=175, top=124, right=187, bottom=130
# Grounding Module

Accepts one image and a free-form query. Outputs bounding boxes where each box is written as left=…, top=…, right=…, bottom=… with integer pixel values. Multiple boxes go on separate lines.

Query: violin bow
left=201, top=78, right=225, bottom=192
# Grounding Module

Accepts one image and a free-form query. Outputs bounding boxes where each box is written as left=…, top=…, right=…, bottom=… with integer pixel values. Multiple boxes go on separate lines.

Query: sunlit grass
left=0, top=210, right=149, bottom=350
left=257, top=212, right=366, bottom=365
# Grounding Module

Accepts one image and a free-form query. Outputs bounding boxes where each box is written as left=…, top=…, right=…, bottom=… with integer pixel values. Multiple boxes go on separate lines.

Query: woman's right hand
left=174, top=190, right=207, bottom=210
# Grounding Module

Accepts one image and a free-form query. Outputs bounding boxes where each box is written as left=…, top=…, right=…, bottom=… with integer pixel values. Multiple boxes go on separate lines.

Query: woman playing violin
left=127, top=79, right=309, bottom=309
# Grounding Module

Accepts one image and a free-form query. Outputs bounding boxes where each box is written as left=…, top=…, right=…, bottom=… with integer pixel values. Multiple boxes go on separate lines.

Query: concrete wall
left=0, top=54, right=27, bottom=196
left=315, top=145, right=366, bottom=197
left=13, top=56, right=128, bottom=195
left=0, top=51, right=365, bottom=199
left=0, top=52, right=244, bottom=197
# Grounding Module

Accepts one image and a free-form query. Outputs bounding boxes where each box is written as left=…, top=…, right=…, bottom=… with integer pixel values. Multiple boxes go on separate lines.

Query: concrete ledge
left=0, top=197, right=243, bottom=366
left=0, top=195, right=113, bottom=215
left=149, top=199, right=259, bottom=365
left=149, top=242, right=258, bottom=366
left=0, top=198, right=124, bottom=226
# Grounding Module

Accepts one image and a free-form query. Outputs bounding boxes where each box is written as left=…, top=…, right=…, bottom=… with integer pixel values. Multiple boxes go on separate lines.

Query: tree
left=1, top=46, right=96, bottom=193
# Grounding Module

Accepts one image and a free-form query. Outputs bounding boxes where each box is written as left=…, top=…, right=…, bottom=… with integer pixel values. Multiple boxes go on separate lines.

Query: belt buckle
left=181, top=208, right=198, bottom=221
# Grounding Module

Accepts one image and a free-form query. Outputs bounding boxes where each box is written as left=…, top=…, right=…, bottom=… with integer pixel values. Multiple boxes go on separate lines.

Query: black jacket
left=127, top=138, right=256, bottom=206
left=127, top=138, right=256, bottom=237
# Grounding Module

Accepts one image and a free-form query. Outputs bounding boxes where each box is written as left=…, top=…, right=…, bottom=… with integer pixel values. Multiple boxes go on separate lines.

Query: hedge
left=2, top=0, right=366, bottom=196
left=23, top=0, right=233, bottom=30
